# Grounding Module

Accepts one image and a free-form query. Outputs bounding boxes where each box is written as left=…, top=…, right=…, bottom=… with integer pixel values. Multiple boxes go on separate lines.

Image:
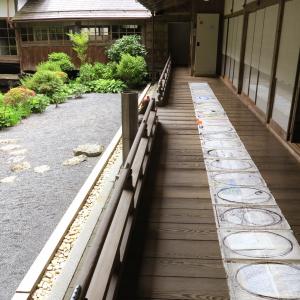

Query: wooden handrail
left=157, top=56, right=172, bottom=106
left=70, top=97, right=158, bottom=300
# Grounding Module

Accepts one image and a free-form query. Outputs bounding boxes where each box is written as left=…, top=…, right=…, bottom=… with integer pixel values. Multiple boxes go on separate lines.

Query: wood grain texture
left=116, top=68, right=229, bottom=300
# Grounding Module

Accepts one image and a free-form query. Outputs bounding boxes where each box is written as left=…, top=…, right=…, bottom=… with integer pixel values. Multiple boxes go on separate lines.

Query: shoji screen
left=242, top=12, right=256, bottom=96
left=224, top=0, right=233, bottom=15
left=248, top=9, right=264, bottom=101
left=222, top=19, right=228, bottom=76
left=233, top=15, right=243, bottom=88
left=272, top=0, right=300, bottom=132
left=233, top=0, right=244, bottom=12
left=256, top=4, right=278, bottom=114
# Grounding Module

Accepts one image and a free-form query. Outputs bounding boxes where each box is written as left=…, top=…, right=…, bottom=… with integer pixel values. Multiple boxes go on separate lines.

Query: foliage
left=0, top=105, right=22, bottom=128
left=67, top=31, right=89, bottom=65
left=28, top=94, right=50, bottom=113
left=51, top=91, right=68, bottom=106
left=67, top=81, right=87, bottom=98
left=102, top=62, right=118, bottom=80
left=3, top=87, right=35, bottom=106
left=48, top=52, right=74, bottom=72
left=54, top=71, right=68, bottom=83
left=107, top=35, right=147, bottom=63
left=117, top=54, right=147, bottom=88
left=91, top=79, right=127, bottom=93
left=36, top=61, right=62, bottom=72
left=22, top=70, right=64, bottom=96
left=78, top=63, right=96, bottom=83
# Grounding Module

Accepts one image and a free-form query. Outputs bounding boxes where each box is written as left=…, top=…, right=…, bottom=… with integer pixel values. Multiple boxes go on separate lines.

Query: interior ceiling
left=137, top=0, right=189, bottom=12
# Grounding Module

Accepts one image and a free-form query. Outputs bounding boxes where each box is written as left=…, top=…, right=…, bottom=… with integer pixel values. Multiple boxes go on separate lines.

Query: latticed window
left=0, top=20, right=17, bottom=55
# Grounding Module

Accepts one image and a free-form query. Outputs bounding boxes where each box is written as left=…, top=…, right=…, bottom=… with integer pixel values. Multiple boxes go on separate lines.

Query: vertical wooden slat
left=266, top=0, right=285, bottom=123
left=237, top=11, right=248, bottom=93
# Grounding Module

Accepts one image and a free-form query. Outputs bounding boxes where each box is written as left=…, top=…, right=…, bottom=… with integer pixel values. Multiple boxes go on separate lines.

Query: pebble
left=0, top=176, right=16, bottom=183
left=34, top=165, right=51, bottom=174
left=63, top=155, right=87, bottom=166
left=10, top=161, right=31, bottom=172
left=0, top=144, right=21, bottom=152
left=10, top=149, right=28, bottom=156
left=31, top=143, right=122, bottom=298
left=8, top=156, right=25, bottom=163
left=0, top=138, right=18, bottom=144
left=73, top=144, right=104, bottom=157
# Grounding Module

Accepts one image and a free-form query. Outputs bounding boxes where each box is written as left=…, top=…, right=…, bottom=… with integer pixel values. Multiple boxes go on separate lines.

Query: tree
left=67, top=31, right=89, bottom=65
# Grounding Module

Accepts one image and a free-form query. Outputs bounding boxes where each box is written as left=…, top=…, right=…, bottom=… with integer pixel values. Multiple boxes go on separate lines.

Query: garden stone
left=10, top=149, right=27, bottom=156
left=0, top=176, right=16, bottom=183
left=0, top=139, right=18, bottom=145
left=8, top=156, right=26, bottom=164
left=10, top=161, right=31, bottom=172
left=34, top=165, right=50, bottom=173
left=73, top=144, right=104, bottom=157
left=63, top=155, right=87, bottom=166
left=1, top=144, right=21, bottom=152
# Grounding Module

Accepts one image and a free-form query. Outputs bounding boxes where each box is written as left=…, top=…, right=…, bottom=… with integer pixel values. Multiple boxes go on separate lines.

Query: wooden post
left=151, top=11, right=155, bottom=83
left=237, top=12, right=249, bottom=94
left=266, top=0, right=285, bottom=123
left=122, top=92, right=138, bottom=164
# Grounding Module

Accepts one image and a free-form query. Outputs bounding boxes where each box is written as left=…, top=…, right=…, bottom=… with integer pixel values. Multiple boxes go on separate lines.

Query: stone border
left=12, top=84, right=152, bottom=300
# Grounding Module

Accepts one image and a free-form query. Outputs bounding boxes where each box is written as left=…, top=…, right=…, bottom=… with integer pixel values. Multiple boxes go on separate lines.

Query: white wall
left=0, top=0, right=15, bottom=17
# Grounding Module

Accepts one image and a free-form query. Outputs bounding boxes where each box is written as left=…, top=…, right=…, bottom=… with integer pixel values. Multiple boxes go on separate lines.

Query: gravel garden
left=0, top=34, right=148, bottom=299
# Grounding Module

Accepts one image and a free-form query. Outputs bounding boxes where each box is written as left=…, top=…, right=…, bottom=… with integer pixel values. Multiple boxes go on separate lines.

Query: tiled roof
left=13, top=0, right=151, bottom=21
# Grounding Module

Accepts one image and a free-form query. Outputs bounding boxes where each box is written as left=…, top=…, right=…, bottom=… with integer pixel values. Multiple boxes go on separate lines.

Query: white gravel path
left=0, top=93, right=121, bottom=300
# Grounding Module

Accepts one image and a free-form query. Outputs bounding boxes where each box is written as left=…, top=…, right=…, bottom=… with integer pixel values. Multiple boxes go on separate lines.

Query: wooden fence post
left=122, top=92, right=138, bottom=164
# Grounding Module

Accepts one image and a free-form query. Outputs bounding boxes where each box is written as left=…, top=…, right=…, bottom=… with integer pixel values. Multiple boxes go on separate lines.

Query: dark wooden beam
left=266, top=0, right=285, bottom=123
left=237, top=12, right=248, bottom=93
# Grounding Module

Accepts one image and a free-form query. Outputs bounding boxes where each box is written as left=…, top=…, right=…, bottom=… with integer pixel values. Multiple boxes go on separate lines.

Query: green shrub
left=91, top=79, right=126, bottom=93
left=51, top=90, right=68, bottom=106
left=102, top=62, right=118, bottom=80
left=107, top=35, right=147, bottom=63
left=68, top=82, right=87, bottom=98
left=3, top=87, right=35, bottom=106
left=117, top=54, right=147, bottom=88
left=36, top=61, right=62, bottom=72
left=29, top=94, right=50, bottom=113
left=67, top=31, right=89, bottom=65
left=54, top=71, right=68, bottom=83
left=79, top=63, right=96, bottom=83
left=48, top=52, right=74, bottom=72
left=22, top=70, right=64, bottom=96
left=0, top=106, right=22, bottom=128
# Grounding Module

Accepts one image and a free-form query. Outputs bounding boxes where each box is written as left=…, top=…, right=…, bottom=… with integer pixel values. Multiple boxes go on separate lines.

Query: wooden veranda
left=115, top=67, right=300, bottom=299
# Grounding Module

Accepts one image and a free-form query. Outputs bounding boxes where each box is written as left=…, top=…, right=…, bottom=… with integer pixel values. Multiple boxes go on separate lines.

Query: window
left=112, top=25, right=142, bottom=40
left=20, top=25, right=72, bottom=43
left=19, top=24, right=142, bottom=44
left=0, top=20, right=17, bottom=55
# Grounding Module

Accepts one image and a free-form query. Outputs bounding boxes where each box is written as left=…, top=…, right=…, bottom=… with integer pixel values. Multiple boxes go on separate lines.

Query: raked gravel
left=0, top=93, right=121, bottom=300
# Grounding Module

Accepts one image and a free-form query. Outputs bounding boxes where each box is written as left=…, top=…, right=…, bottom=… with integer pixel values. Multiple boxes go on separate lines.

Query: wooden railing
left=157, top=56, right=172, bottom=106
left=70, top=97, right=158, bottom=300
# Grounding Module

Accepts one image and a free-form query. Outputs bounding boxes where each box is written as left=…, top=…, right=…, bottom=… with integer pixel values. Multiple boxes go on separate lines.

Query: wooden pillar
left=237, top=12, right=249, bottom=94
left=122, top=92, right=138, bottom=164
left=266, top=0, right=285, bottom=123
left=151, top=11, right=155, bottom=83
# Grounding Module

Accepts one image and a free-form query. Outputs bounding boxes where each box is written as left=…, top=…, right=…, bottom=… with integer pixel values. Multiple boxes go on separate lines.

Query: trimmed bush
left=117, top=54, right=147, bottom=88
left=29, top=94, right=50, bottom=113
left=48, top=52, right=74, bottom=72
left=36, top=61, right=62, bottom=72
left=3, top=87, right=35, bottom=107
left=54, top=71, right=68, bottom=83
left=22, top=70, right=64, bottom=96
left=107, top=35, right=147, bottom=63
left=91, top=79, right=127, bottom=93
